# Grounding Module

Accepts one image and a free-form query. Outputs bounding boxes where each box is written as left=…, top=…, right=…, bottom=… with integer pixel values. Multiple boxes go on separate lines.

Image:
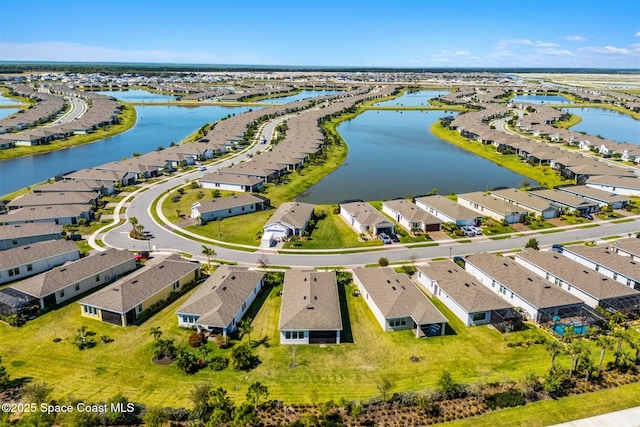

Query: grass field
left=2, top=274, right=636, bottom=411
left=430, top=122, right=566, bottom=189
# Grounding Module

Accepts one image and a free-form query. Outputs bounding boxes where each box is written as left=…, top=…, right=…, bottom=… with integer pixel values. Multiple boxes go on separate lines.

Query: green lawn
left=526, top=220, right=556, bottom=231
left=282, top=209, right=382, bottom=249
left=430, top=122, right=565, bottom=189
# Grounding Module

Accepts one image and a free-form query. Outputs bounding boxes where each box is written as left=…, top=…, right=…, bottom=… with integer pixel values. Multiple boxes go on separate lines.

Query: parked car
left=66, top=233, right=82, bottom=241
left=379, top=233, right=392, bottom=244
left=199, top=166, right=207, bottom=171
left=135, top=251, right=150, bottom=261
left=461, top=226, right=475, bottom=237
left=581, top=212, right=594, bottom=220
left=390, top=233, right=400, bottom=242
left=471, top=226, right=483, bottom=236
left=551, top=244, right=564, bottom=253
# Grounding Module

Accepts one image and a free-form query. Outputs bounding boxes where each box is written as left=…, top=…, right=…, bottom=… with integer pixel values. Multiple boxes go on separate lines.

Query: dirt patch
left=152, top=356, right=173, bottom=365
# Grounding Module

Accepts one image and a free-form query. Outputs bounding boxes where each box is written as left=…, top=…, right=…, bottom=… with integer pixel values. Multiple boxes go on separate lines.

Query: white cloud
left=636, top=31, right=640, bottom=38
left=581, top=45, right=631, bottom=55
left=563, top=35, right=587, bottom=42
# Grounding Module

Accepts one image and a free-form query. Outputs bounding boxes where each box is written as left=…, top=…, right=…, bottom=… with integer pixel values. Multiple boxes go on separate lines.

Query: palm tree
left=129, top=217, right=138, bottom=233
left=567, top=340, right=586, bottom=378
left=596, top=335, right=614, bottom=371
left=150, top=326, right=162, bottom=343
left=239, top=317, right=253, bottom=345
left=201, top=245, right=216, bottom=268
left=545, top=339, right=564, bottom=371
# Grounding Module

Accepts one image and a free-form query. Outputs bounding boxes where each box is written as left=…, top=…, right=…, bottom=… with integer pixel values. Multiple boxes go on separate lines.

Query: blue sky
left=1, top=0, right=639, bottom=68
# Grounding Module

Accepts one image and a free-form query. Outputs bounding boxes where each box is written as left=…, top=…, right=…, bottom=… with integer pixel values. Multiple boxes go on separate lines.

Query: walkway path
left=549, top=406, right=640, bottom=427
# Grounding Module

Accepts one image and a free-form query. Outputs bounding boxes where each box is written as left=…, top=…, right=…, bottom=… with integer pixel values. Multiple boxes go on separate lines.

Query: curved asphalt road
left=97, top=116, right=640, bottom=268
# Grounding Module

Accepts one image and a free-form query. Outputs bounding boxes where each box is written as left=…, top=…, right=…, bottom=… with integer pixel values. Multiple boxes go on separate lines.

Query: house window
left=27, top=264, right=33, bottom=272
left=242, top=302, right=246, bottom=311
left=59, top=289, right=65, bottom=298
left=137, top=304, right=143, bottom=313
left=75, top=283, right=80, bottom=291
left=172, top=281, right=180, bottom=291
left=8, top=267, right=19, bottom=277
left=613, top=273, right=618, bottom=280
left=83, top=305, right=98, bottom=316
left=472, top=312, right=486, bottom=321
left=285, top=331, right=303, bottom=340
left=595, top=265, right=600, bottom=272
left=12, top=239, right=17, bottom=246
left=95, top=274, right=100, bottom=282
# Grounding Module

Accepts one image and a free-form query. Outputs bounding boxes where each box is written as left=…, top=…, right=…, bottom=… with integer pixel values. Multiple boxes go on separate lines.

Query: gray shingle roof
left=516, top=251, right=640, bottom=301
left=562, top=245, right=640, bottom=281
left=177, top=266, right=264, bottom=328
left=279, top=270, right=342, bottom=331
left=0, top=223, right=61, bottom=240
left=79, top=256, right=199, bottom=313
left=0, top=240, right=79, bottom=270
left=352, top=268, right=447, bottom=325
left=418, top=262, right=515, bottom=313
left=415, top=195, right=479, bottom=221
left=464, top=253, right=583, bottom=309
left=11, top=249, right=134, bottom=298
left=265, top=202, right=315, bottom=229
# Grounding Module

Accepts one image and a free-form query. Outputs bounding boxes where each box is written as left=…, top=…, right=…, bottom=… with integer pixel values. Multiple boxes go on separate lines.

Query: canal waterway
left=0, top=108, right=19, bottom=120
left=298, top=110, right=537, bottom=204
left=0, top=95, right=22, bottom=106
left=375, top=90, right=448, bottom=107
left=511, top=94, right=571, bottom=104
left=260, top=90, right=343, bottom=104
left=562, top=107, right=640, bottom=145
left=97, top=89, right=179, bottom=103
left=0, top=105, right=253, bottom=196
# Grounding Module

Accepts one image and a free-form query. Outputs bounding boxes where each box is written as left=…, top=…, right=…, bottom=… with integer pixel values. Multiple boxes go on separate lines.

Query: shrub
left=188, top=332, right=206, bottom=348
left=378, top=257, right=389, bottom=267
left=209, top=356, right=229, bottom=371
left=214, top=334, right=230, bottom=349
left=485, top=390, right=526, bottom=410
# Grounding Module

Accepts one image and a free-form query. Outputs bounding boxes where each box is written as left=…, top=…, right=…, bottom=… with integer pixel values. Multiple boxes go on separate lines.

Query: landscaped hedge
left=485, top=390, right=526, bottom=410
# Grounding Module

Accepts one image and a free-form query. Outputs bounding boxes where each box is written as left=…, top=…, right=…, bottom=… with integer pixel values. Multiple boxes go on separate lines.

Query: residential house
left=414, top=195, right=480, bottom=226
left=610, top=239, right=640, bottom=261
left=585, top=175, right=640, bottom=197
left=262, top=202, right=315, bottom=246
left=416, top=262, right=522, bottom=331
left=79, top=255, right=201, bottom=326
left=0, top=240, right=80, bottom=285
left=457, top=191, right=526, bottom=224
left=339, top=201, right=395, bottom=236
left=529, top=189, right=600, bottom=215
left=491, top=188, right=559, bottom=219
left=278, top=270, right=343, bottom=344
left=382, top=199, right=441, bottom=232
left=515, top=251, right=640, bottom=315
left=177, top=266, right=265, bottom=336
left=0, top=223, right=62, bottom=250
left=190, top=194, right=268, bottom=222
left=463, top=253, right=590, bottom=324
left=557, top=185, right=630, bottom=209
left=2, top=204, right=93, bottom=225
left=559, top=245, right=640, bottom=290
left=6, top=191, right=100, bottom=210
left=8, top=249, right=136, bottom=312
left=199, top=172, right=264, bottom=193
left=352, top=267, right=447, bottom=338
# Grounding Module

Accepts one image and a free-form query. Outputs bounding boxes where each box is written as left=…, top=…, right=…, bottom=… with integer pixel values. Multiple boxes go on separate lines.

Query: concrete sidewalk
left=550, top=406, right=640, bottom=427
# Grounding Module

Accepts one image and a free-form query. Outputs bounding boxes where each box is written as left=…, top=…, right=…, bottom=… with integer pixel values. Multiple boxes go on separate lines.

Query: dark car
left=67, top=233, right=82, bottom=241
left=390, top=233, right=400, bottom=242
left=135, top=251, right=150, bottom=261
left=551, top=244, right=564, bottom=253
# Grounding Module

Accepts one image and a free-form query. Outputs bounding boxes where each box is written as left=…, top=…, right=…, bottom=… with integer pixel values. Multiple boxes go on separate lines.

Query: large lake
left=297, top=110, right=537, bottom=204
left=563, top=107, right=640, bottom=145
left=375, top=90, right=448, bottom=107
left=0, top=95, right=22, bottom=106
left=0, top=105, right=253, bottom=196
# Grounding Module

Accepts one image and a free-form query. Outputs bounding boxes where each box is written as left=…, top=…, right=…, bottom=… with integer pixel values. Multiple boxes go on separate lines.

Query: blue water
left=375, top=90, right=449, bottom=107
left=0, top=105, right=254, bottom=196
left=512, top=94, right=571, bottom=105
left=298, top=110, right=537, bottom=204
left=260, top=90, right=343, bottom=104
left=0, top=95, right=22, bottom=106
left=562, top=107, right=640, bottom=145
left=0, top=108, right=19, bottom=120
left=97, top=89, right=178, bottom=103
